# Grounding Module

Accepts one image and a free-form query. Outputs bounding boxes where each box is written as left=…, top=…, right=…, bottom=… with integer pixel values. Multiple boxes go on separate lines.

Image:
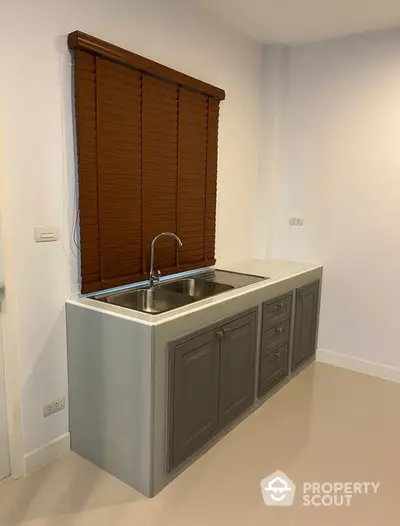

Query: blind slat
left=73, top=40, right=222, bottom=294
left=178, top=87, right=208, bottom=266
left=96, top=58, right=142, bottom=282
left=142, top=76, right=179, bottom=272
left=205, top=98, right=220, bottom=261
left=74, top=50, right=101, bottom=290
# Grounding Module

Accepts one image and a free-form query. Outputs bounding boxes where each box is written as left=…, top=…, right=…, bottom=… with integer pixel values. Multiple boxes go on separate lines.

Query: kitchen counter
left=67, top=258, right=322, bottom=325
left=66, top=257, right=322, bottom=497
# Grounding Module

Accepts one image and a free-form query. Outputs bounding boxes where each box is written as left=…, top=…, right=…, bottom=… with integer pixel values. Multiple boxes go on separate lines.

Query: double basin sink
left=94, top=269, right=267, bottom=315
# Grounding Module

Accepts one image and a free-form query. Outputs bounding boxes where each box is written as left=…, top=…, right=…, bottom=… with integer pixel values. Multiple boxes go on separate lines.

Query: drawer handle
left=277, top=302, right=285, bottom=308
left=276, top=327, right=283, bottom=333
left=274, top=351, right=280, bottom=357
left=216, top=330, right=224, bottom=338
left=222, top=328, right=229, bottom=334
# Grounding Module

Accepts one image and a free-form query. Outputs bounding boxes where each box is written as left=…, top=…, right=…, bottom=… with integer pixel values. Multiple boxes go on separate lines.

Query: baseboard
left=24, top=432, right=70, bottom=475
left=317, top=349, right=400, bottom=384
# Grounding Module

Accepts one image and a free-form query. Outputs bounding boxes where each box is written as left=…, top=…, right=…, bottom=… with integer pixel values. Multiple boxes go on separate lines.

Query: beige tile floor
left=1, top=362, right=400, bottom=526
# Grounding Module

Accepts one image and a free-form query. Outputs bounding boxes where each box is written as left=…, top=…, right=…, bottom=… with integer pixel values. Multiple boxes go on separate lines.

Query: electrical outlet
left=43, top=397, right=65, bottom=418
left=289, top=217, right=304, bottom=227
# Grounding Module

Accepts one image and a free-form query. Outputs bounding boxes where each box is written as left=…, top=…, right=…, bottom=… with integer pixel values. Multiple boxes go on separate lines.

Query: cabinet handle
left=276, top=327, right=283, bottom=333
left=216, top=330, right=224, bottom=338
left=274, top=351, right=280, bottom=357
left=222, top=328, right=229, bottom=334
left=277, top=302, right=284, bottom=308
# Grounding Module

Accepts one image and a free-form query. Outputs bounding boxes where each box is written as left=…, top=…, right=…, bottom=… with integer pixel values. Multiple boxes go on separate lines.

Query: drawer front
left=259, top=344, right=289, bottom=397
left=261, top=321, right=290, bottom=357
left=263, top=294, right=292, bottom=331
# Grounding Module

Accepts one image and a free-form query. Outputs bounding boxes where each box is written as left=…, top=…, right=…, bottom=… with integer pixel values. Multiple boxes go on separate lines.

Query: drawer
left=263, top=294, right=292, bottom=331
left=261, top=321, right=290, bottom=357
left=258, top=344, right=289, bottom=397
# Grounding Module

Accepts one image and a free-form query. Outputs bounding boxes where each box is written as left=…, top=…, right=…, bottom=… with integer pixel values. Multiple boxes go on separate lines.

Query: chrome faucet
left=149, top=232, right=183, bottom=288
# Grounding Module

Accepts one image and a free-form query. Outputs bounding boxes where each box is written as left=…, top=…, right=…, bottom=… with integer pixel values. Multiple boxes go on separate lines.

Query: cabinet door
left=169, top=329, right=220, bottom=470
left=293, top=281, right=320, bottom=370
left=219, top=312, right=257, bottom=429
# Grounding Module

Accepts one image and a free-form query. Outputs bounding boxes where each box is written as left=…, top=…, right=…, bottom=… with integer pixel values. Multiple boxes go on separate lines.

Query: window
left=69, top=31, right=225, bottom=294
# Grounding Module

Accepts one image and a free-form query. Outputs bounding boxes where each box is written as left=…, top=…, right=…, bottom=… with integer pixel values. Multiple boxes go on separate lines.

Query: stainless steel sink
left=94, top=269, right=266, bottom=315
left=97, top=287, right=195, bottom=314
left=161, top=278, right=234, bottom=300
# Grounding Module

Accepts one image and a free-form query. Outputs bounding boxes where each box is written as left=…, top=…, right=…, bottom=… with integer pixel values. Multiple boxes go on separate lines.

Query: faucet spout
left=149, top=232, right=183, bottom=288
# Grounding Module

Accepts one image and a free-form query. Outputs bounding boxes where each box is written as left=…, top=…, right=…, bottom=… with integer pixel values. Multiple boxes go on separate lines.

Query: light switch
left=34, top=226, right=59, bottom=243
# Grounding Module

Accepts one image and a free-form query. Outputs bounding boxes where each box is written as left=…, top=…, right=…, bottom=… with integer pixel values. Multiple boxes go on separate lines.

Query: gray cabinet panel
left=169, top=330, right=220, bottom=470
left=168, top=308, right=257, bottom=471
left=293, top=281, right=320, bottom=370
left=259, top=344, right=289, bottom=397
left=259, top=292, right=293, bottom=398
left=261, top=320, right=290, bottom=357
left=219, top=312, right=257, bottom=429
left=263, top=294, right=292, bottom=331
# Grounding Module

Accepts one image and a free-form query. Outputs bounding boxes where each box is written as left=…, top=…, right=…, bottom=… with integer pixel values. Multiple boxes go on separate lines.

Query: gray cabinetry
left=169, top=330, right=220, bottom=471
left=259, top=344, right=289, bottom=394
left=262, top=320, right=290, bottom=356
left=262, top=294, right=292, bottom=330
left=293, top=281, right=320, bottom=369
left=259, top=294, right=292, bottom=397
left=168, top=310, right=257, bottom=470
left=67, top=265, right=323, bottom=498
left=219, top=313, right=257, bottom=429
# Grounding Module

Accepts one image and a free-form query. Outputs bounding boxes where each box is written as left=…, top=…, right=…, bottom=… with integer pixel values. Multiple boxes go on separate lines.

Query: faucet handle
left=156, top=270, right=161, bottom=282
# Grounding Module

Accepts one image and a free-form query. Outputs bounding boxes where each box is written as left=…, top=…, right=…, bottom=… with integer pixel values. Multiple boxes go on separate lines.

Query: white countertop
left=67, top=258, right=322, bottom=326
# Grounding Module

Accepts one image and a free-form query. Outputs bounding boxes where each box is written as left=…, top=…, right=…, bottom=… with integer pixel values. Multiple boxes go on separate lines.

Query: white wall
left=254, top=45, right=289, bottom=260
left=264, top=28, right=400, bottom=369
left=0, top=321, right=11, bottom=480
left=0, top=0, right=262, bottom=457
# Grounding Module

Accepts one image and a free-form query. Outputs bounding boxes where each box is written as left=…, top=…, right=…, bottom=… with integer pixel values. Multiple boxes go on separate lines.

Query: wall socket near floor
left=43, top=397, right=66, bottom=418
left=289, top=217, right=304, bottom=226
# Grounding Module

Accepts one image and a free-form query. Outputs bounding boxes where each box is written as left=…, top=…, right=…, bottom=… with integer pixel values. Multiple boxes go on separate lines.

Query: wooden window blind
left=68, top=31, right=225, bottom=294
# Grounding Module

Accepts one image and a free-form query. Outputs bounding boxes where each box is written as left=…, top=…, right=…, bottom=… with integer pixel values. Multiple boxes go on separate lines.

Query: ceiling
left=187, top=0, right=400, bottom=44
